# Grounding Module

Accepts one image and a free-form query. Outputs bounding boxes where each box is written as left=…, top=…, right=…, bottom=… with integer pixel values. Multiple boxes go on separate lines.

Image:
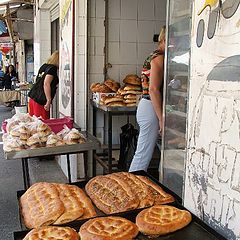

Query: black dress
left=4, top=72, right=17, bottom=90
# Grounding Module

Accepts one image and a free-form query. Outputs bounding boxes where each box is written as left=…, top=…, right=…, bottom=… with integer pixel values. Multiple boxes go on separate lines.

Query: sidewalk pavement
left=0, top=105, right=67, bottom=240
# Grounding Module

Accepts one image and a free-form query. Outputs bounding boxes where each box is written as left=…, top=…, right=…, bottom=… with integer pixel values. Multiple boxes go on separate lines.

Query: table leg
left=66, top=154, right=71, bottom=183
left=21, top=158, right=27, bottom=190
left=108, top=112, right=112, bottom=173
left=83, top=151, right=88, bottom=180
left=22, top=158, right=30, bottom=189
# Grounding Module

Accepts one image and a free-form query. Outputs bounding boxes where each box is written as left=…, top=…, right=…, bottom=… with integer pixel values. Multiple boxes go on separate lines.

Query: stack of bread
left=90, top=79, right=120, bottom=93
left=85, top=172, right=174, bottom=214
left=20, top=182, right=97, bottom=229
left=2, top=113, right=86, bottom=152
left=117, top=74, right=142, bottom=107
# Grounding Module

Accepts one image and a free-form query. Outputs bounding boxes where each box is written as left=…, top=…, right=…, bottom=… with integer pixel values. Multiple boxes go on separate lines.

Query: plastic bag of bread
left=46, top=134, right=65, bottom=147
left=26, top=133, right=44, bottom=149
left=3, top=135, right=26, bottom=152
left=57, top=125, right=71, bottom=138
left=63, top=128, right=86, bottom=145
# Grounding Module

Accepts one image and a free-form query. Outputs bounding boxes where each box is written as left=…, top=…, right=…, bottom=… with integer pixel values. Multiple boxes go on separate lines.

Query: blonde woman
left=129, top=26, right=166, bottom=172
left=28, top=51, right=59, bottom=119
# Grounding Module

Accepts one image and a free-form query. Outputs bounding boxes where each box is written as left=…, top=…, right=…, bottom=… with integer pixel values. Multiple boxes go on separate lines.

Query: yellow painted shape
left=198, top=0, right=218, bottom=15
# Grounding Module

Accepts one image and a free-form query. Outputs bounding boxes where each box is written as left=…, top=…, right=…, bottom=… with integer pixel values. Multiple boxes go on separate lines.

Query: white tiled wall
left=34, top=7, right=51, bottom=75
left=88, top=0, right=167, bottom=145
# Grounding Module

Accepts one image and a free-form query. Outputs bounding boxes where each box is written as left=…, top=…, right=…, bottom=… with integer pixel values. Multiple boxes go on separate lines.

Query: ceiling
left=0, top=0, right=34, bottom=42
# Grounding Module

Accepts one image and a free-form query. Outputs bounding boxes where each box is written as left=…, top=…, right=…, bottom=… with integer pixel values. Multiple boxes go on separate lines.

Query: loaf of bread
left=79, top=216, right=139, bottom=240
left=123, top=84, right=142, bottom=91
left=104, top=79, right=120, bottom=92
left=90, top=83, right=113, bottom=93
left=136, top=205, right=192, bottom=237
left=107, top=101, right=126, bottom=107
left=136, top=175, right=175, bottom=204
left=123, top=74, right=141, bottom=86
left=23, top=226, right=79, bottom=240
left=20, top=182, right=96, bottom=229
left=20, top=182, right=65, bottom=229
left=85, top=172, right=174, bottom=214
left=85, top=174, right=139, bottom=214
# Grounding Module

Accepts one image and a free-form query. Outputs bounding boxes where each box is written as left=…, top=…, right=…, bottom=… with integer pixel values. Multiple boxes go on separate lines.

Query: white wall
left=33, top=2, right=51, bottom=75
left=184, top=1, right=240, bottom=239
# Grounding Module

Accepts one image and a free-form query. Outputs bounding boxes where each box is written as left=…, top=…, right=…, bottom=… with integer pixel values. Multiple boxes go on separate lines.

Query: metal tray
left=4, top=131, right=100, bottom=159
left=13, top=171, right=226, bottom=240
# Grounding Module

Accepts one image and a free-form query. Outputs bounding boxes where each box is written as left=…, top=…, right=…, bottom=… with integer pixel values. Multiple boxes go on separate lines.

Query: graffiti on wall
left=185, top=0, right=240, bottom=239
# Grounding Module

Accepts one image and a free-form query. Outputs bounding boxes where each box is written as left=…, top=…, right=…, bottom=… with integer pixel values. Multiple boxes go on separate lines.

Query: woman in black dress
left=4, top=65, right=18, bottom=90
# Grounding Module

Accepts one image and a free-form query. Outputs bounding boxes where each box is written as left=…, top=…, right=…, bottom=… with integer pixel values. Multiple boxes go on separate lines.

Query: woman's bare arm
left=149, top=55, right=164, bottom=131
left=43, top=74, right=53, bottom=111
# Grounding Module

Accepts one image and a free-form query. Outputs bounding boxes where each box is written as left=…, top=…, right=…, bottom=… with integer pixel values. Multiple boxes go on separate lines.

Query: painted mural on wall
left=184, top=0, right=240, bottom=239
left=59, top=0, right=74, bottom=117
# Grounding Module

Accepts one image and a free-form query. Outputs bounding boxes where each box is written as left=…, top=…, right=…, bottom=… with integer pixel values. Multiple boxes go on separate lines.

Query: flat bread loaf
left=136, top=175, right=175, bottom=204
left=123, top=74, right=141, bottom=86
left=79, top=216, right=139, bottom=240
left=85, top=174, right=139, bottom=214
left=20, top=182, right=65, bottom=229
left=136, top=205, right=192, bottom=237
left=85, top=172, right=174, bottom=214
left=104, top=79, right=120, bottom=92
left=23, top=226, right=79, bottom=240
left=20, top=182, right=96, bottom=228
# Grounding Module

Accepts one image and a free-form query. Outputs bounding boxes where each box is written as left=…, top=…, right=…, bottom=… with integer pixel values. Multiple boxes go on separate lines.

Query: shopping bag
left=118, top=123, right=139, bottom=170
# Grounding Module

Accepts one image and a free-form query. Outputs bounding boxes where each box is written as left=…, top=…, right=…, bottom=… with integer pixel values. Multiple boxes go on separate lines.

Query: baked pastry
left=111, top=172, right=154, bottom=208
left=136, top=175, right=175, bottom=204
left=79, top=216, right=139, bottom=240
left=20, top=182, right=65, bottom=229
left=23, top=226, right=79, bottom=240
left=91, top=83, right=113, bottom=93
left=104, top=95, right=124, bottom=105
left=136, top=205, right=192, bottom=237
left=117, top=87, right=127, bottom=95
left=107, top=101, right=126, bottom=107
left=125, top=90, right=142, bottom=95
left=90, top=82, right=101, bottom=92
left=124, top=99, right=136, bottom=104
left=123, top=84, right=142, bottom=91
left=53, top=184, right=85, bottom=224
left=124, top=94, right=137, bottom=100
left=126, top=103, right=137, bottom=107
left=85, top=174, right=139, bottom=214
left=104, top=79, right=120, bottom=92
left=123, top=74, right=141, bottom=86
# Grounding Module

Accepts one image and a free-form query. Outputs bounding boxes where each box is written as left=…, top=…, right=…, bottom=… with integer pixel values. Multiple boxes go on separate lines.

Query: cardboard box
left=92, top=92, right=116, bottom=104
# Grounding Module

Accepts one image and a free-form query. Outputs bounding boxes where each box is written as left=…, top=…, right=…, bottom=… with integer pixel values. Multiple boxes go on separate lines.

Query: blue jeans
left=129, top=98, right=159, bottom=172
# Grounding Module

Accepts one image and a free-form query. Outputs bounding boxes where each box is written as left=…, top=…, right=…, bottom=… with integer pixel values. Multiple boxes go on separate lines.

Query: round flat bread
left=104, top=79, right=120, bottom=92
left=136, top=205, right=192, bottom=237
left=79, top=216, right=139, bottom=240
left=23, top=226, right=79, bottom=240
left=123, top=74, right=141, bottom=86
left=123, top=84, right=142, bottom=91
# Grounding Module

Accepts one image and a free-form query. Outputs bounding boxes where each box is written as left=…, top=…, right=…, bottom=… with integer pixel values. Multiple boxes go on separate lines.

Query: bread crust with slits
left=104, top=79, right=120, bottom=92
left=23, top=226, right=79, bottom=240
left=85, top=174, right=139, bottom=214
left=20, top=182, right=65, bottom=229
left=123, top=74, right=141, bottom=86
left=136, top=175, right=175, bottom=204
left=136, top=205, right=192, bottom=236
left=79, top=216, right=139, bottom=240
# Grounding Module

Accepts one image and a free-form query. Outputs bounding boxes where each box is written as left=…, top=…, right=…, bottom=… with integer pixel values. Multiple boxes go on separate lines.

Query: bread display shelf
left=13, top=171, right=226, bottom=240
left=4, top=131, right=100, bottom=160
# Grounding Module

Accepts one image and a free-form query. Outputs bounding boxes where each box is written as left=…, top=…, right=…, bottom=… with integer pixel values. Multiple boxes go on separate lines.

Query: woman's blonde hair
left=158, top=25, right=166, bottom=43
left=47, top=50, right=59, bottom=66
